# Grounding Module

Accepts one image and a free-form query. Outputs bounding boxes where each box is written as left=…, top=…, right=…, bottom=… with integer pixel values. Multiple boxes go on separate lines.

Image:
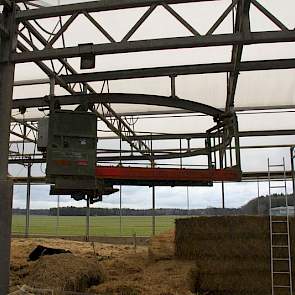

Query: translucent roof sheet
left=11, top=0, right=295, bottom=117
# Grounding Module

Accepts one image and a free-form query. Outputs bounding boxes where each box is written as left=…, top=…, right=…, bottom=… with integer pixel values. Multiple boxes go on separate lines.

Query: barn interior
left=1, top=0, right=295, bottom=294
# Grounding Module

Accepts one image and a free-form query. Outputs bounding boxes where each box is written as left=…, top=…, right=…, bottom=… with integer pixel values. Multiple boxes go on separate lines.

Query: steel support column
left=0, top=181, right=13, bottom=294
left=221, top=181, right=225, bottom=209
left=0, top=4, right=17, bottom=294
left=86, top=196, right=90, bottom=241
left=25, top=163, right=31, bottom=237
left=152, top=186, right=156, bottom=236
left=56, top=195, right=60, bottom=236
left=290, top=147, right=295, bottom=217
left=186, top=186, right=190, bottom=215
left=119, top=185, right=122, bottom=236
left=257, top=179, right=260, bottom=215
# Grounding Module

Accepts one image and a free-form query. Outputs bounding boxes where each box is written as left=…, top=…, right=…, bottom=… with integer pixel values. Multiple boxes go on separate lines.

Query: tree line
left=13, top=207, right=239, bottom=216
left=12, top=194, right=294, bottom=216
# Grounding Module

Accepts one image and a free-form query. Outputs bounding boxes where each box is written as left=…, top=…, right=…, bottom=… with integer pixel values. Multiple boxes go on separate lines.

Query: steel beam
left=59, top=58, right=295, bottom=84
left=14, top=57, right=295, bottom=86
left=10, top=30, right=295, bottom=63
left=16, top=0, right=221, bottom=21
left=226, top=0, right=250, bottom=110
left=14, top=78, right=50, bottom=86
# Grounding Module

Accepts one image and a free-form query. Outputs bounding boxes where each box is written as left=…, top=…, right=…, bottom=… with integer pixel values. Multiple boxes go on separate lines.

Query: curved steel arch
left=13, top=92, right=223, bottom=118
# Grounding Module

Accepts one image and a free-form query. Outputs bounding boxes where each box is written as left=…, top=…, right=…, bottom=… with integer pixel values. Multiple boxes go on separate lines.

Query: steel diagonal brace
left=20, top=21, right=153, bottom=160
left=10, top=130, right=36, bottom=143
left=251, top=0, right=289, bottom=31
left=10, top=117, right=38, bottom=143
left=10, top=118, right=37, bottom=143
left=17, top=40, right=74, bottom=92
left=11, top=117, right=38, bottom=132
left=226, top=0, right=251, bottom=111
left=0, top=0, right=12, bottom=8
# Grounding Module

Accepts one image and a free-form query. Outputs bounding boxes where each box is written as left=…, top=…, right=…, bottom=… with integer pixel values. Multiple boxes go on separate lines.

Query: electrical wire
left=116, top=109, right=295, bottom=120
left=40, top=162, right=46, bottom=174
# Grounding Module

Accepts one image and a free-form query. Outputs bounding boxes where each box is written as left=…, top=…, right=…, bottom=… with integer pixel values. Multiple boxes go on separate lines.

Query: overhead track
left=13, top=93, right=223, bottom=118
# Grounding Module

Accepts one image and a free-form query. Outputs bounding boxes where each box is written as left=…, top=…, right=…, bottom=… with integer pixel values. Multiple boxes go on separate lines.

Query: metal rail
left=268, top=159, right=293, bottom=295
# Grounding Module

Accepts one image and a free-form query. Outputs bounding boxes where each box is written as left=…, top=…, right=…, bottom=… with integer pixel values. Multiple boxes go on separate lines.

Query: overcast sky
left=9, top=0, right=295, bottom=210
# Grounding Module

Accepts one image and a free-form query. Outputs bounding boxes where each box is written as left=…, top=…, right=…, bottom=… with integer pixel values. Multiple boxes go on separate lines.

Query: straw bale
left=148, top=230, right=175, bottom=261
left=175, top=216, right=295, bottom=259
left=176, top=216, right=295, bottom=295
left=176, top=216, right=269, bottom=234
left=199, top=272, right=270, bottom=292
left=24, top=253, right=105, bottom=294
left=177, top=237, right=271, bottom=259
left=194, top=257, right=270, bottom=273
left=189, top=266, right=272, bottom=295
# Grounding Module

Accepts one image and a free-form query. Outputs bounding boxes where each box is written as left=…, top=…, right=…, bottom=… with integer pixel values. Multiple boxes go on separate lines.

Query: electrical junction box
left=37, top=117, right=49, bottom=151
left=46, top=110, right=97, bottom=182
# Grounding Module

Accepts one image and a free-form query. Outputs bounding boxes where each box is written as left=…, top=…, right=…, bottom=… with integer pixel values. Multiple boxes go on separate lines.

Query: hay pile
left=10, top=238, right=195, bottom=295
left=24, top=253, right=105, bottom=294
left=175, top=216, right=295, bottom=295
left=148, top=230, right=175, bottom=261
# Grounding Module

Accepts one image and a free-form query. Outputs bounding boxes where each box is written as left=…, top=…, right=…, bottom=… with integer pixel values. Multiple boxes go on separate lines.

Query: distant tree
left=240, top=194, right=295, bottom=215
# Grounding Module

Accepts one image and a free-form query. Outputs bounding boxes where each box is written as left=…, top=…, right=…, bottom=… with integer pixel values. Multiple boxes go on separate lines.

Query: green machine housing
left=46, top=110, right=98, bottom=196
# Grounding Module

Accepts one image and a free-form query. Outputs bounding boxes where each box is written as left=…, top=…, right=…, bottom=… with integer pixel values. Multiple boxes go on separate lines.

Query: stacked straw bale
left=175, top=216, right=295, bottom=295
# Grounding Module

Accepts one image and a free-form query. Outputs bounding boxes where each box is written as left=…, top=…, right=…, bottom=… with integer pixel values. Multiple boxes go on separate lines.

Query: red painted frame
left=96, top=166, right=241, bottom=182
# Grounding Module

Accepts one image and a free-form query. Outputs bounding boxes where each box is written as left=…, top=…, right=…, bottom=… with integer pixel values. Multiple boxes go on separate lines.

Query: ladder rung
left=269, top=164, right=285, bottom=167
left=270, top=179, right=287, bottom=182
left=273, top=258, right=289, bottom=261
left=273, top=285, right=291, bottom=288
left=272, top=233, right=288, bottom=235
left=272, top=221, right=287, bottom=223
left=272, top=245, right=289, bottom=248
left=270, top=186, right=286, bottom=189
left=273, top=272, right=291, bottom=275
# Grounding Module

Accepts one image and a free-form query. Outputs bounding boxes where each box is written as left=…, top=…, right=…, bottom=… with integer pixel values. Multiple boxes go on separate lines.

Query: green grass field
left=12, top=215, right=181, bottom=237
